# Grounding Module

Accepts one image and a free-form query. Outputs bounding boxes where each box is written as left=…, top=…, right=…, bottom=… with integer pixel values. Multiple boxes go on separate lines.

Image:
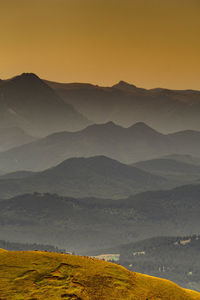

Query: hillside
left=0, top=73, right=90, bottom=136
left=93, top=235, right=200, bottom=291
left=46, top=79, right=200, bottom=133
left=0, top=156, right=168, bottom=199
left=1, top=184, right=200, bottom=252
left=0, top=250, right=199, bottom=300
left=1, top=121, right=200, bottom=172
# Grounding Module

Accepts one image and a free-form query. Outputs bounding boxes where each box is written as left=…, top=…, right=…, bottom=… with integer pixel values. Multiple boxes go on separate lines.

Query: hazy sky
left=0, top=0, right=200, bottom=89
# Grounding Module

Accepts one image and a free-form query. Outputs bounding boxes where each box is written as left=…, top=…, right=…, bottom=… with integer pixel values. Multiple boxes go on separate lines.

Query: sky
left=0, top=0, right=200, bottom=89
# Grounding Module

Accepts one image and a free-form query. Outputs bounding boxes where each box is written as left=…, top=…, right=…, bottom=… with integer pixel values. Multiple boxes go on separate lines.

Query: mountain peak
left=84, top=121, right=123, bottom=133
left=10, top=73, right=41, bottom=83
left=112, top=80, right=137, bottom=90
left=129, top=122, right=161, bottom=135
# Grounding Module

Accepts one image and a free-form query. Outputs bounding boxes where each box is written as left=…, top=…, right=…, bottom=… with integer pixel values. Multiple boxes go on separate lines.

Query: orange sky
left=0, top=0, right=200, bottom=89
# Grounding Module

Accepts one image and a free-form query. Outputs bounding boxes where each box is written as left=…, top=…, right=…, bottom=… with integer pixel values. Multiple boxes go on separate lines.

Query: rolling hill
left=1, top=184, right=200, bottom=252
left=46, top=79, right=200, bottom=133
left=1, top=121, right=200, bottom=172
left=0, top=156, right=168, bottom=199
left=0, top=73, right=90, bottom=136
left=0, top=250, right=199, bottom=299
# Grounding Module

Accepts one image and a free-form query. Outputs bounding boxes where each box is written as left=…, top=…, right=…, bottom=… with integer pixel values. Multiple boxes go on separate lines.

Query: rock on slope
left=0, top=250, right=199, bottom=300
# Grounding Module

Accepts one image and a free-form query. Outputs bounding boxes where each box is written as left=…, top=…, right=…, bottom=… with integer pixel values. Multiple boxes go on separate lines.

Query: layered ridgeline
left=0, top=250, right=199, bottom=300
left=134, top=156, right=200, bottom=185
left=92, top=235, right=200, bottom=292
left=0, top=156, right=169, bottom=199
left=46, top=79, right=200, bottom=132
left=0, top=73, right=90, bottom=136
left=0, top=184, right=200, bottom=252
left=1, top=121, right=200, bottom=172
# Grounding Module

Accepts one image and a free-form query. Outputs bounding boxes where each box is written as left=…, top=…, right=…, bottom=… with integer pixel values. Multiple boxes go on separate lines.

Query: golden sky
left=0, top=0, right=200, bottom=89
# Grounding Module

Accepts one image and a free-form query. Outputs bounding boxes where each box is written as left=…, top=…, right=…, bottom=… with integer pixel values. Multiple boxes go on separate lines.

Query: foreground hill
left=0, top=156, right=168, bottom=199
left=0, top=250, right=199, bottom=300
left=1, top=184, right=200, bottom=252
left=0, top=73, right=89, bottom=136
left=1, top=121, right=200, bottom=172
left=93, top=235, right=200, bottom=291
left=47, top=79, right=200, bottom=133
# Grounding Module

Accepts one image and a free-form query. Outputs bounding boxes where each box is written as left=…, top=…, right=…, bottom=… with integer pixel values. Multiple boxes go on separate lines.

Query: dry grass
left=0, top=249, right=199, bottom=300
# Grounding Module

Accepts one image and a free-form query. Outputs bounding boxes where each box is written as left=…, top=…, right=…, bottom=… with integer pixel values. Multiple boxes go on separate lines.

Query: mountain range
left=0, top=121, right=200, bottom=172
left=1, top=184, right=200, bottom=253
left=46, top=79, right=200, bottom=133
left=0, top=73, right=90, bottom=136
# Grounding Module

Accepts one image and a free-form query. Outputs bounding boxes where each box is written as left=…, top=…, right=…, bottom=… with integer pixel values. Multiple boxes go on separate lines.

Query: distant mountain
left=0, top=127, right=35, bottom=151
left=93, top=235, right=200, bottom=291
left=161, top=154, right=200, bottom=166
left=1, top=184, right=200, bottom=252
left=0, top=170, right=35, bottom=180
left=0, top=156, right=168, bottom=199
left=0, top=121, right=200, bottom=172
left=134, top=157, right=200, bottom=185
left=46, top=79, right=200, bottom=132
left=0, top=73, right=90, bottom=136
left=1, top=250, right=198, bottom=300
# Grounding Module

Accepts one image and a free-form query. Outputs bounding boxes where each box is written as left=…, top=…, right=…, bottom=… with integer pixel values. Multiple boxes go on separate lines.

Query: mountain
left=0, top=250, right=199, bottom=300
left=46, top=79, right=200, bottom=133
left=134, top=158, right=200, bottom=185
left=1, top=121, right=200, bottom=172
left=0, top=73, right=90, bottom=136
left=0, top=156, right=168, bottom=199
left=93, top=235, right=200, bottom=291
left=0, top=127, right=36, bottom=151
left=1, top=184, right=200, bottom=252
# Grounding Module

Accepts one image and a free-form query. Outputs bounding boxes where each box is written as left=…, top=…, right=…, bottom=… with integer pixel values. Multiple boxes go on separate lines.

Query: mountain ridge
left=0, top=121, right=200, bottom=172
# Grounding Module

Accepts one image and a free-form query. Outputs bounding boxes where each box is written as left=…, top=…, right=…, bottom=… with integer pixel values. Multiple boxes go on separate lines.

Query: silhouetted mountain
left=0, top=156, right=168, bottom=199
left=93, top=235, right=200, bottom=291
left=0, top=73, right=90, bottom=136
left=0, top=122, right=200, bottom=172
left=0, top=127, right=35, bottom=151
left=46, top=79, right=200, bottom=132
left=134, top=158, right=200, bottom=185
left=0, top=184, right=200, bottom=252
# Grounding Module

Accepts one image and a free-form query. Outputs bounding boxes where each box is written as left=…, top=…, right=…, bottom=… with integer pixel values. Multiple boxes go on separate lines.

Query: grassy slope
left=0, top=250, right=199, bottom=300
